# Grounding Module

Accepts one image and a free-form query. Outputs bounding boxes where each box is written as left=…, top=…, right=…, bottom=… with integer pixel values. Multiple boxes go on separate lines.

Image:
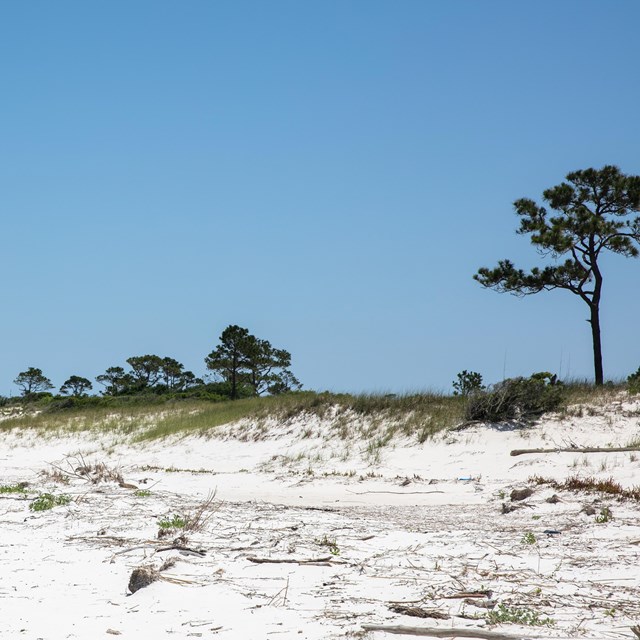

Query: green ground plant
left=158, top=514, right=186, bottom=529
left=486, top=603, right=554, bottom=627
left=0, top=483, right=30, bottom=494
left=316, top=535, right=340, bottom=555
left=29, top=493, right=71, bottom=511
left=595, top=506, right=613, bottom=523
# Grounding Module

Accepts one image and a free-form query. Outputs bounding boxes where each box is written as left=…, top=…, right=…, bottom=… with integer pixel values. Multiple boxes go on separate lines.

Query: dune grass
left=0, top=391, right=467, bottom=443
left=0, top=384, right=633, bottom=445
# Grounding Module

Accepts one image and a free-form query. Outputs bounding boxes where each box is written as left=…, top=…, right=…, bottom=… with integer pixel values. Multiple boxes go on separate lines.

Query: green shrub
left=628, top=367, right=640, bottom=394
left=466, top=372, right=564, bottom=422
left=29, top=493, right=71, bottom=511
left=452, top=370, right=485, bottom=396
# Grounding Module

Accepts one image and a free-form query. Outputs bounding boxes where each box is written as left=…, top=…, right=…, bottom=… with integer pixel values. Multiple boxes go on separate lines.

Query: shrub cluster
left=465, top=372, right=564, bottom=422
left=628, top=367, right=640, bottom=394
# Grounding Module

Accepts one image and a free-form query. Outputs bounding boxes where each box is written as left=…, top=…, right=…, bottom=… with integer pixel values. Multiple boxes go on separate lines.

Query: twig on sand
left=156, top=544, right=207, bottom=557
left=361, top=624, right=551, bottom=639
left=510, top=446, right=640, bottom=457
left=247, top=555, right=334, bottom=565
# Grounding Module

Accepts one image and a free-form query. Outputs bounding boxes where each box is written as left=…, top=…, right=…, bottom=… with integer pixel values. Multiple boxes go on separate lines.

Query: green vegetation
left=158, top=514, right=187, bottom=529
left=205, top=324, right=300, bottom=399
left=452, top=370, right=485, bottom=396
left=521, top=531, right=537, bottom=545
left=0, top=391, right=467, bottom=442
left=316, top=535, right=340, bottom=555
left=595, top=506, right=613, bottom=523
left=60, top=375, right=93, bottom=396
left=628, top=367, right=640, bottom=394
left=0, top=483, right=30, bottom=494
left=466, top=372, right=564, bottom=422
left=29, top=493, right=71, bottom=511
left=14, top=367, right=54, bottom=396
left=486, top=604, right=554, bottom=627
left=475, top=165, right=640, bottom=386
left=134, top=489, right=152, bottom=497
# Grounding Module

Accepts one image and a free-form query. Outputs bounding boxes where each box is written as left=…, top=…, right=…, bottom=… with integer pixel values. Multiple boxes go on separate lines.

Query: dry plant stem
left=184, top=490, right=219, bottom=532
left=361, top=625, right=551, bottom=639
left=511, top=446, right=640, bottom=456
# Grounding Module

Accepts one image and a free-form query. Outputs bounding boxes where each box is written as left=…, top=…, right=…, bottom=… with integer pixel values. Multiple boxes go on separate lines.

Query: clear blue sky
left=1, top=1, right=639, bottom=396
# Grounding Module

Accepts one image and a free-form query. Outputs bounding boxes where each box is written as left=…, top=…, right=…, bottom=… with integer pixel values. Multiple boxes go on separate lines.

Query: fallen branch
left=444, top=590, right=492, bottom=599
left=157, top=545, right=207, bottom=557
left=361, top=624, right=548, bottom=639
left=511, top=446, right=640, bottom=457
left=247, top=555, right=333, bottom=564
left=389, top=605, right=448, bottom=620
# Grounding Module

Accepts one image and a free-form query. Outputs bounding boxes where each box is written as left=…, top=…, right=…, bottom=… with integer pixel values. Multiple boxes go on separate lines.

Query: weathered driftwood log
left=510, top=446, right=640, bottom=457
left=361, top=624, right=550, bottom=638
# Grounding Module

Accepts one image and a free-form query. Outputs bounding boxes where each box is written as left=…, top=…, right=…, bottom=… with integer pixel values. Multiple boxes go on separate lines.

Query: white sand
left=1, top=395, right=640, bottom=639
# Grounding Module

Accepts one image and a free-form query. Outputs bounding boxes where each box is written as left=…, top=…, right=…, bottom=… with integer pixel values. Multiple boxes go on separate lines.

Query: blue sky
left=1, top=1, right=639, bottom=396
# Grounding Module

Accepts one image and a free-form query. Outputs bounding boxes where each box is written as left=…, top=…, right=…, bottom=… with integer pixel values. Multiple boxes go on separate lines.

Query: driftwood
left=388, top=605, right=449, bottom=620
left=443, top=590, right=492, bottom=599
left=156, top=545, right=206, bottom=557
left=361, top=624, right=549, bottom=639
left=247, top=555, right=333, bottom=564
left=511, top=446, right=640, bottom=457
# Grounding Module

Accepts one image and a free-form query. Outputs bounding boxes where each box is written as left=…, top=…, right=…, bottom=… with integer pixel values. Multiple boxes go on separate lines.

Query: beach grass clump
left=29, top=493, right=71, bottom=511
left=158, top=491, right=218, bottom=533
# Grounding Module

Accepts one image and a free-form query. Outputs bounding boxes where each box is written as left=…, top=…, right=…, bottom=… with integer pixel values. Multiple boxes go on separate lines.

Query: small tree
left=96, top=366, right=133, bottom=396
left=452, top=370, right=485, bottom=396
left=60, top=375, right=93, bottom=397
left=14, top=367, right=54, bottom=395
left=126, top=355, right=164, bottom=390
left=205, top=325, right=253, bottom=400
left=158, top=357, right=202, bottom=391
left=475, top=166, right=640, bottom=385
left=205, top=325, right=301, bottom=399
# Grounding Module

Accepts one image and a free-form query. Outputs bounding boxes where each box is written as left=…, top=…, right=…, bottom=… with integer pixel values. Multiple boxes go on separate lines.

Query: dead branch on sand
left=361, top=624, right=557, bottom=639
left=247, top=555, right=335, bottom=565
left=511, top=446, right=640, bottom=456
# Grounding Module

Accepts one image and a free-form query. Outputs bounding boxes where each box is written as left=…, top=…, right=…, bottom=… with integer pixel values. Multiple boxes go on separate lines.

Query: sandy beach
left=2, top=395, right=640, bottom=639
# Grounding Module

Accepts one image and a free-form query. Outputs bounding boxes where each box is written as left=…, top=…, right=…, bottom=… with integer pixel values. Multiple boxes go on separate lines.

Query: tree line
left=9, top=325, right=301, bottom=401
